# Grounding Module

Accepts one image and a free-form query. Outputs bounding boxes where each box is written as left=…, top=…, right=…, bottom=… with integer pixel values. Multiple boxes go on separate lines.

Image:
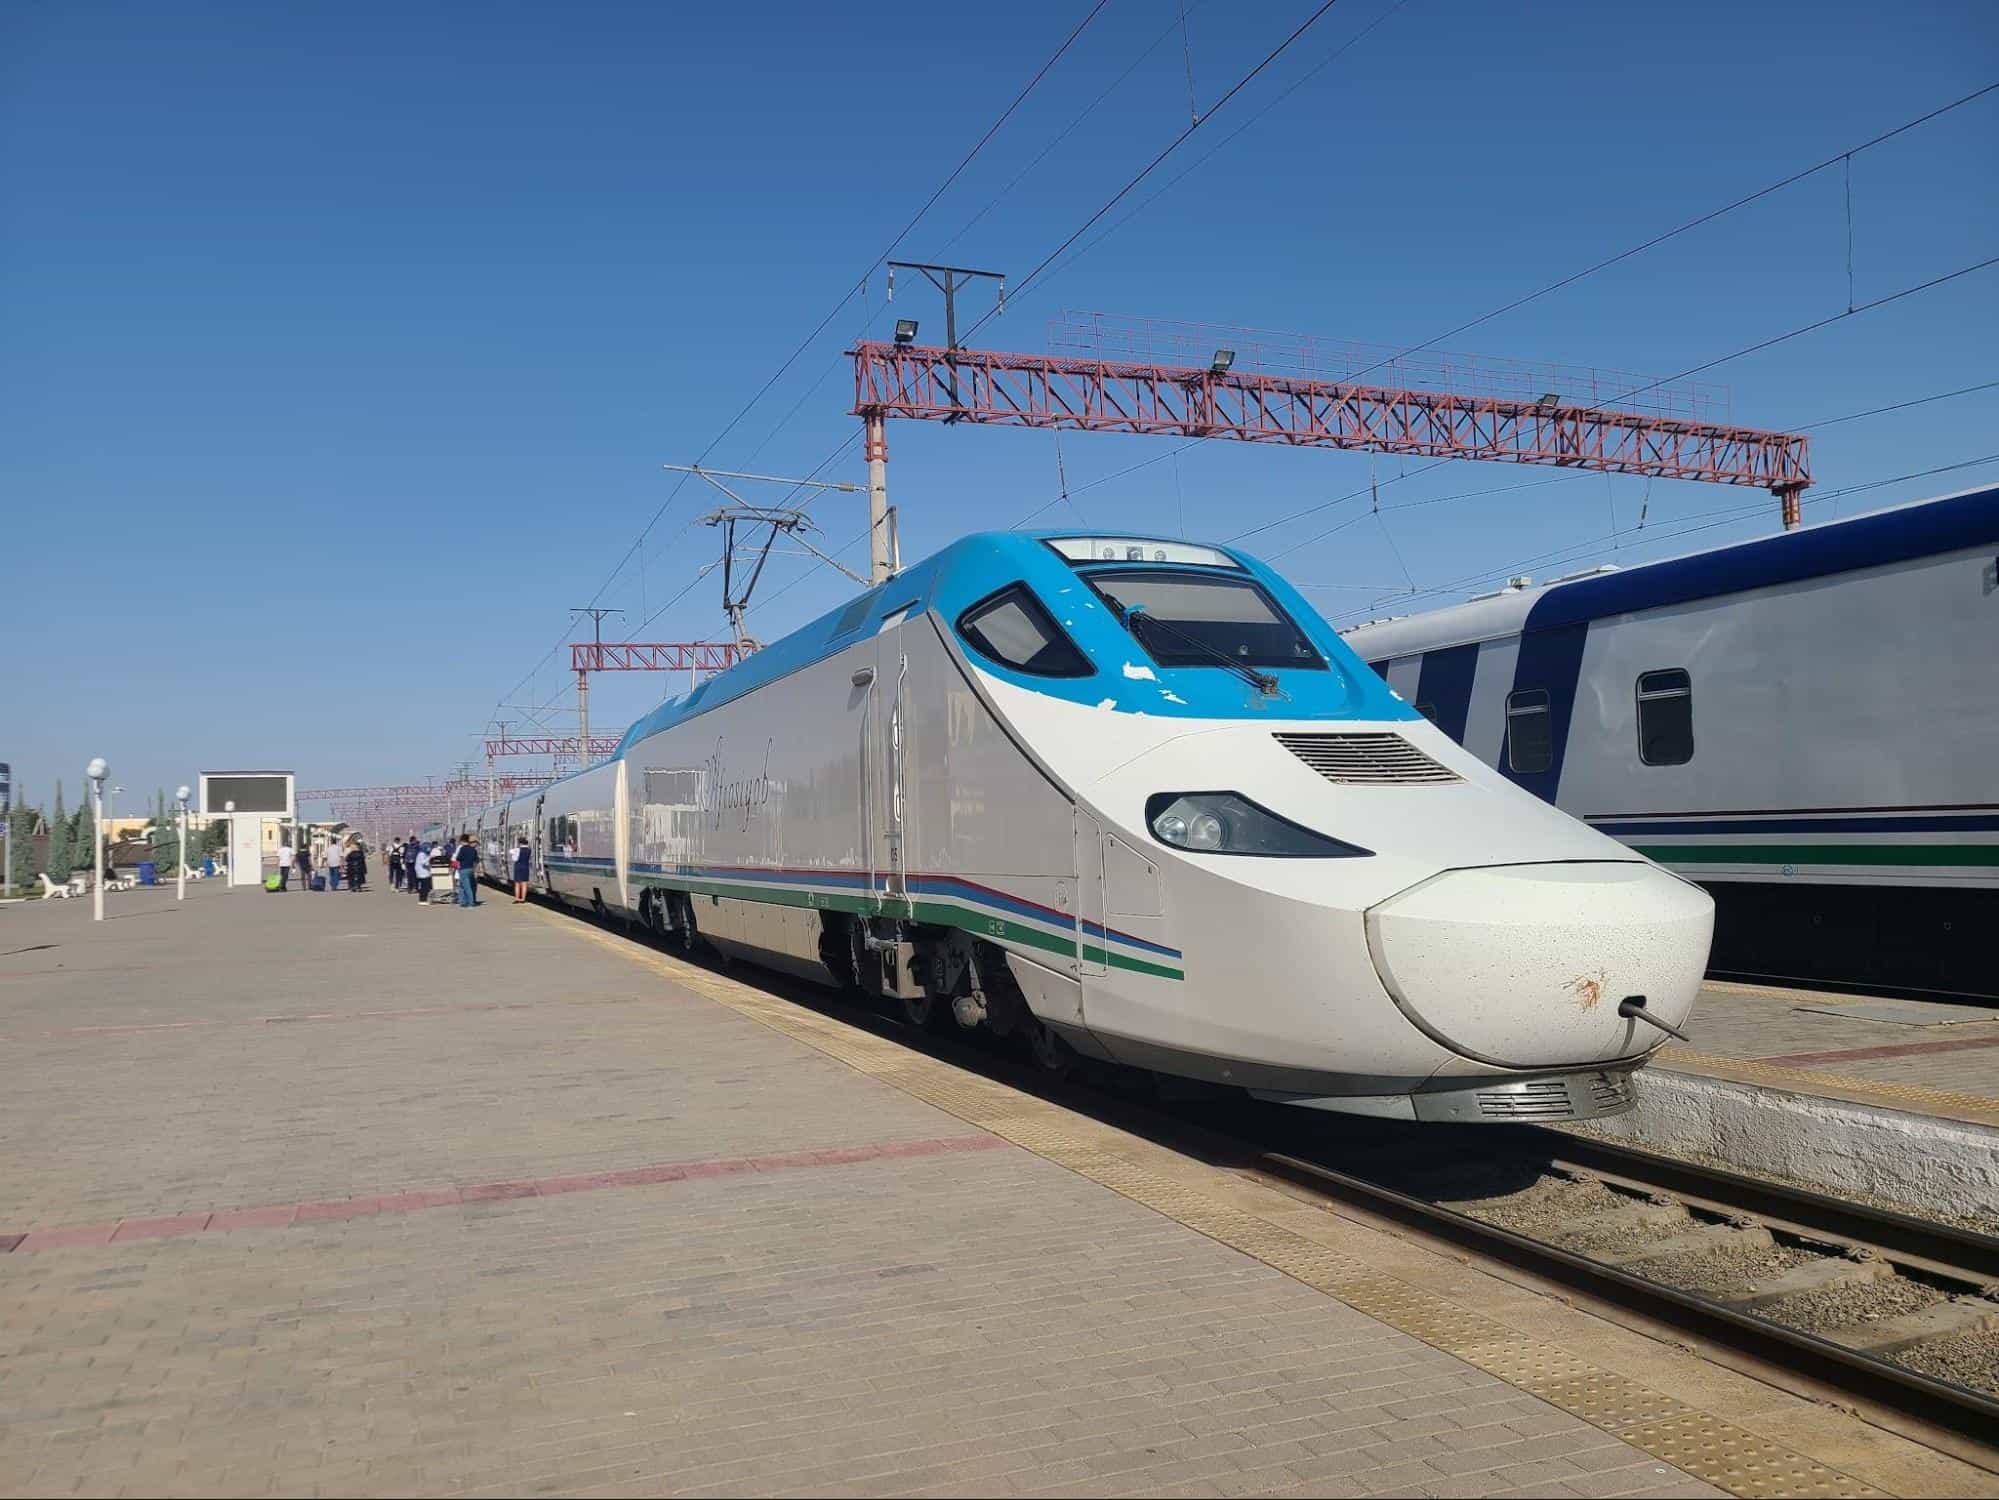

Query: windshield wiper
left=1100, top=592, right=1279, bottom=696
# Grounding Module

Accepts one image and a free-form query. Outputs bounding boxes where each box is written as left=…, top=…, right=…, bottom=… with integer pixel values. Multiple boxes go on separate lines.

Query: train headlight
left=1145, top=792, right=1372, bottom=858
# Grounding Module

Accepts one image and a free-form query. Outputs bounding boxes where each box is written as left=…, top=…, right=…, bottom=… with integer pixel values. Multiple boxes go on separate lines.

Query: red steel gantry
left=852, top=341, right=1813, bottom=527
left=569, top=640, right=750, bottom=752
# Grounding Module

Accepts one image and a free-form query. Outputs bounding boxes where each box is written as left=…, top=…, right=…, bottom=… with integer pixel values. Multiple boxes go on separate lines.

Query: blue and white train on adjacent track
left=1342, top=485, right=1999, bottom=1000
left=472, top=529, right=1714, bottom=1122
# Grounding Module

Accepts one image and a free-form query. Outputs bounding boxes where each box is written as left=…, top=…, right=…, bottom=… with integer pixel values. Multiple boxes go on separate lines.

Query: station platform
left=3, top=885, right=1993, bottom=1499
left=1596, top=980, right=1999, bottom=1223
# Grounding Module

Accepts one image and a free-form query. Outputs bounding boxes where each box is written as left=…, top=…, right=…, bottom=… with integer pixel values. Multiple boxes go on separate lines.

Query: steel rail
left=1248, top=1147, right=1999, bottom=1453
left=1537, top=1132, right=1999, bottom=1283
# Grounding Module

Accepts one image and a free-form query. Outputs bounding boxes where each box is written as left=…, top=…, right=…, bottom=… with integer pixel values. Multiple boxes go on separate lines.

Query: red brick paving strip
left=1753, top=1035, right=1999, bottom=1069
left=3, top=1132, right=1003, bottom=1254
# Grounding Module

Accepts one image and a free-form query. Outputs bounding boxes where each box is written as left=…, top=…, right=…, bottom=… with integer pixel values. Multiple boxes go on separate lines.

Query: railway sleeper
left=1820, top=1295, right=1999, bottom=1356
left=1719, top=1251, right=1894, bottom=1312
left=1546, top=1198, right=1693, bottom=1245
left=1598, top=1219, right=1774, bottom=1266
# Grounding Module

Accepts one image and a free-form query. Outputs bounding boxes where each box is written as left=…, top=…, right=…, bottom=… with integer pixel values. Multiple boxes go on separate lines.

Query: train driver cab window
left=1636, top=668, right=1694, bottom=765
left=1505, top=689, right=1553, bottom=774
left=956, top=585, right=1093, bottom=678
left=1088, top=571, right=1325, bottom=671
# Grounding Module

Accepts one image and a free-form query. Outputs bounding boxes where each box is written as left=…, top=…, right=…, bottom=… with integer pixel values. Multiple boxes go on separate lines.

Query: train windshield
left=1088, top=570, right=1326, bottom=672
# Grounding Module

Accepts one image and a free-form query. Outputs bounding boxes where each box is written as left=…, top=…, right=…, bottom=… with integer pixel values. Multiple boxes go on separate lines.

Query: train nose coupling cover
left=1363, top=861, right=1712, bottom=1071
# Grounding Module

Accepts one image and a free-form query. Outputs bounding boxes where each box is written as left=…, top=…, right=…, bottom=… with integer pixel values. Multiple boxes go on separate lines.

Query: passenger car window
left=957, top=585, right=1093, bottom=678
left=1505, top=689, right=1553, bottom=774
left=1636, top=669, right=1694, bottom=765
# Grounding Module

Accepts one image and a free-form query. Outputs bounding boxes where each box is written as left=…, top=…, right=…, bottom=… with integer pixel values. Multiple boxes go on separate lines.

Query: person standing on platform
left=412, top=840, right=432, bottom=903
left=345, top=840, right=366, bottom=892
left=455, top=833, right=480, bottom=909
left=387, top=839, right=403, bottom=891
left=442, top=833, right=461, bottom=904
left=323, top=837, right=342, bottom=891
left=277, top=834, right=294, bottom=891
left=512, top=834, right=531, bottom=904
left=404, top=834, right=420, bottom=895
left=295, top=838, right=313, bottom=893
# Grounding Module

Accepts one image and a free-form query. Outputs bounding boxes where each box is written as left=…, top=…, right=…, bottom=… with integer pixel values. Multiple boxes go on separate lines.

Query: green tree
left=47, top=782, right=72, bottom=883
left=7, top=805, right=37, bottom=892
left=72, top=795, right=96, bottom=877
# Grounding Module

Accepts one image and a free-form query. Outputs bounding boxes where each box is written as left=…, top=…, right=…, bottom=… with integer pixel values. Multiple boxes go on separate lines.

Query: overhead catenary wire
left=1340, top=80, right=1998, bottom=387
left=958, top=0, right=1358, bottom=347
left=581, top=0, right=1114, bottom=615
left=1324, top=451, right=1999, bottom=625
left=1226, top=252, right=1999, bottom=554
left=480, top=2, right=1116, bottom=735
left=687, top=0, right=1400, bottom=629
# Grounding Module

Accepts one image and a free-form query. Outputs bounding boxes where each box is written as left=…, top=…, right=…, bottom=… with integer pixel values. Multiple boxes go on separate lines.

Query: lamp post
left=224, top=800, right=235, bottom=889
left=86, top=758, right=108, bottom=923
left=176, top=786, right=191, bottom=901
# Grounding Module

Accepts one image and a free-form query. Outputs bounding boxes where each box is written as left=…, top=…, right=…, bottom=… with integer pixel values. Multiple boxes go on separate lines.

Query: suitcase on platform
left=310, top=875, right=326, bottom=891
left=265, top=874, right=282, bottom=892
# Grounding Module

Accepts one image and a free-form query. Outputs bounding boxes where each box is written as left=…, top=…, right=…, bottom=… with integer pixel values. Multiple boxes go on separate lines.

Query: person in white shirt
left=277, top=838, right=295, bottom=891
left=323, top=838, right=343, bottom=891
left=412, top=841, right=433, bottom=903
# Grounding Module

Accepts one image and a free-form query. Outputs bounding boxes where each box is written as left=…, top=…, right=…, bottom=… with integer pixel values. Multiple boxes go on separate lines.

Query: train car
left=479, top=529, right=1716, bottom=1122
left=1341, top=484, right=1999, bottom=998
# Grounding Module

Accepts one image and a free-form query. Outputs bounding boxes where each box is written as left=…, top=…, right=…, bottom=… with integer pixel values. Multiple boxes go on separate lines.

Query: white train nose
left=1364, top=862, right=1713, bottom=1069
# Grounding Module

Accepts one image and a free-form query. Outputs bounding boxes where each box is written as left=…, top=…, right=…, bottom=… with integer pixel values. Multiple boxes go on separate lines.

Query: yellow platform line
left=538, top=910, right=1946, bottom=1500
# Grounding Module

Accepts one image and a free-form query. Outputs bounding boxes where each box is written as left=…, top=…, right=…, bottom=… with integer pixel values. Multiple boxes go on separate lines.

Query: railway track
left=1241, top=1128, right=1999, bottom=1459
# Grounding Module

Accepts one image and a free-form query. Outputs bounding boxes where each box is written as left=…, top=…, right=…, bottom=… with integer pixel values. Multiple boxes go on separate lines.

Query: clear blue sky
left=4, top=0, right=1994, bottom=812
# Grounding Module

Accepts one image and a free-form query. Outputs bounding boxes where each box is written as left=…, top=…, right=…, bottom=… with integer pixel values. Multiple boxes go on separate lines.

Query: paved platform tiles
left=0, top=886, right=1989, bottom=1499
left=1657, top=980, right=1999, bottom=1128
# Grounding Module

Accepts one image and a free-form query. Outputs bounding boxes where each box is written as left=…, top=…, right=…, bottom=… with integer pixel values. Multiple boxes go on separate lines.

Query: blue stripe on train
left=1500, top=622, right=1588, bottom=802
left=616, top=860, right=1183, bottom=959
left=1413, top=642, right=1478, bottom=745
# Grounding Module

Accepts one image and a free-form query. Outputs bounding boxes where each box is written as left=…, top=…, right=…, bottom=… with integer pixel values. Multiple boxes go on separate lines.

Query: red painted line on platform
left=1753, top=1035, right=1999, bottom=1068
left=35, top=999, right=582, bottom=1039
left=1, top=1133, right=1004, bottom=1254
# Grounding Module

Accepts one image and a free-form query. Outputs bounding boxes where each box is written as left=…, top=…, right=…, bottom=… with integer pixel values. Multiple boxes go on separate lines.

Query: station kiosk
left=199, top=771, right=295, bottom=887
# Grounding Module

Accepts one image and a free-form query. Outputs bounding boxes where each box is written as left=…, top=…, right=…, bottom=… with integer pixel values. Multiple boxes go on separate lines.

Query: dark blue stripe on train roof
left=1523, top=484, right=1999, bottom=633
left=1413, top=642, right=1478, bottom=745
left=1590, top=813, right=1999, bottom=836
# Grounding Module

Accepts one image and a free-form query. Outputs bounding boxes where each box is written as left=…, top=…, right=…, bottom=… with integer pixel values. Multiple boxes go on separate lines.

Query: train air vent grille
left=1474, top=1080, right=1581, bottom=1119
left=1273, top=732, right=1461, bottom=785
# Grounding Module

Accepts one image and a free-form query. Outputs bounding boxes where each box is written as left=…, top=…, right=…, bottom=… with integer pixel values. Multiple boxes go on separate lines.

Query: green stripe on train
left=592, top=869, right=1186, bottom=981
left=1632, top=843, right=1999, bottom=868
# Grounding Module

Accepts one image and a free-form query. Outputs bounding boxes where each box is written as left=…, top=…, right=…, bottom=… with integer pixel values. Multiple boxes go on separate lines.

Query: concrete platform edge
left=1584, top=1064, right=1999, bottom=1221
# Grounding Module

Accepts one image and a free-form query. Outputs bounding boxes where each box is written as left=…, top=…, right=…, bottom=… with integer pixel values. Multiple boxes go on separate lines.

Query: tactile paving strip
left=548, top=915, right=1888, bottom=1499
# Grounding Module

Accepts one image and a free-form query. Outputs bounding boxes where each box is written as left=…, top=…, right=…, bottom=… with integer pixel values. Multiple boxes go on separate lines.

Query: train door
left=613, top=763, right=631, bottom=911
left=1074, top=810, right=1109, bottom=979
left=851, top=657, right=880, bottom=909
left=531, top=794, right=547, bottom=890
left=876, top=627, right=912, bottom=914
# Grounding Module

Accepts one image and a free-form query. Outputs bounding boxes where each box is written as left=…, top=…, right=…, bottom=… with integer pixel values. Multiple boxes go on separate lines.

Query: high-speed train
left=472, top=530, right=1713, bottom=1122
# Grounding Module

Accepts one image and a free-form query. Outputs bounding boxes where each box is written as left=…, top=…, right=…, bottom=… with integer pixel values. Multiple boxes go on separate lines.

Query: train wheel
left=1028, top=1019, right=1074, bottom=1076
